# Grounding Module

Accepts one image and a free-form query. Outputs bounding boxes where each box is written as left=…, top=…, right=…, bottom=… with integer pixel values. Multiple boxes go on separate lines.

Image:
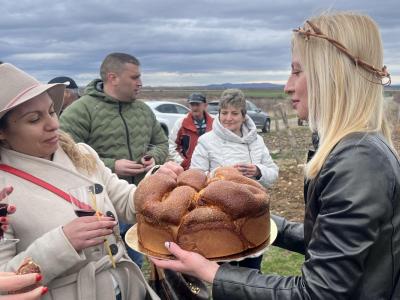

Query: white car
left=144, top=100, right=190, bottom=136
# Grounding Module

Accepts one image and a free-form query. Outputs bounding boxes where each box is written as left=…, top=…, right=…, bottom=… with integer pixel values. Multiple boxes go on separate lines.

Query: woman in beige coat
left=0, top=63, right=180, bottom=299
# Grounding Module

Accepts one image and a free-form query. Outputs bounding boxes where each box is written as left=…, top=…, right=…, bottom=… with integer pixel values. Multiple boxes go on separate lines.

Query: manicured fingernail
left=35, top=274, right=42, bottom=282
left=0, top=217, right=6, bottom=222
left=41, top=286, right=49, bottom=295
left=165, top=241, right=171, bottom=249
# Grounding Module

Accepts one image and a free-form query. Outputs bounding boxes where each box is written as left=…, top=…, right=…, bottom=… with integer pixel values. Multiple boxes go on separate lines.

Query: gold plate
left=125, top=218, right=278, bottom=262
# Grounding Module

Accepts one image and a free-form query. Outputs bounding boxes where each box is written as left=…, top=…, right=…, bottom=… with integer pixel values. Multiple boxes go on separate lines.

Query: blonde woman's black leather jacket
left=212, top=132, right=400, bottom=300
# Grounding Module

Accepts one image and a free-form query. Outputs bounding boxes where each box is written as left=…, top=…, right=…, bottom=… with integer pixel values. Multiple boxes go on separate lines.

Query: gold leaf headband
left=294, top=20, right=391, bottom=86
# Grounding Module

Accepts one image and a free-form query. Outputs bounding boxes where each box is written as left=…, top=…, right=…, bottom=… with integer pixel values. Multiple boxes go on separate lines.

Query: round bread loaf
left=134, top=167, right=270, bottom=258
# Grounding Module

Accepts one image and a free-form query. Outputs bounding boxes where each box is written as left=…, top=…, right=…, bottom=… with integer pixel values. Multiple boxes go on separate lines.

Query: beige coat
left=0, top=144, right=159, bottom=300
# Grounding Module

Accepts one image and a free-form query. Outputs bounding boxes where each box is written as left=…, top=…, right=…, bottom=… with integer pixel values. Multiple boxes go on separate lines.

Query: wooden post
left=275, top=103, right=301, bottom=165
left=272, top=107, right=280, bottom=132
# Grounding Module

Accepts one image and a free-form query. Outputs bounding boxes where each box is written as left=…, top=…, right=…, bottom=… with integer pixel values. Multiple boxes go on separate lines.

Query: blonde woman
left=153, top=12, right=400, bottom=299
left=0, top=63, right=181, bottom=299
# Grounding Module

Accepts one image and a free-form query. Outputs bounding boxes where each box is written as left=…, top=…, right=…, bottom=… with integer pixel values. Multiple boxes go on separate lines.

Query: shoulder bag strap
left=0, top=163, right=91, bottom=210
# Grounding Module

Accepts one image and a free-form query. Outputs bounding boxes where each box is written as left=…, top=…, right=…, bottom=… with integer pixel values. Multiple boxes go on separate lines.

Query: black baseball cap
left=188, top=93, right=206, bottom=103
left=48, top=76, right=78, bottom=89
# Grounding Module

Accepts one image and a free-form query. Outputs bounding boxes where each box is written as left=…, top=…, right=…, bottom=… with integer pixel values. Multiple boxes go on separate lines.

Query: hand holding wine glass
left=66, top=185, right=117, bottom=267
left=62, top=216, right=116, bottom=251
left=0, top=177, right=19, bottom=247
left=0, top=185, right=15, bottom=226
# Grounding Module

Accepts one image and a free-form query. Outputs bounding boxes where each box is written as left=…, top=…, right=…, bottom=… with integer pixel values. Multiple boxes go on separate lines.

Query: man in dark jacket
left=60, top=52, right=169, bottom=268
left=168, top=93, right=213, bottom=169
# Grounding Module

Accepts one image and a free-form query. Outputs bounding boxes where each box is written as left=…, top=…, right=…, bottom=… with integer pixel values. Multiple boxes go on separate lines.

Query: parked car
left=144, top=100, right=190, bottom=136
left=207, top=100, right=271, bottom=132
left=207, top=102, right=220, bottom=115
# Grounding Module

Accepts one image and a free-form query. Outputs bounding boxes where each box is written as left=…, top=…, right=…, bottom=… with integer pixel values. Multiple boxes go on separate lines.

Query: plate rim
left=125, top=217, right=277, bottom=262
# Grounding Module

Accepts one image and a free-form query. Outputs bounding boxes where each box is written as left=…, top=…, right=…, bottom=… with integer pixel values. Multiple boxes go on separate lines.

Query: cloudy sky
left=1, top=0, right=399, bottom=87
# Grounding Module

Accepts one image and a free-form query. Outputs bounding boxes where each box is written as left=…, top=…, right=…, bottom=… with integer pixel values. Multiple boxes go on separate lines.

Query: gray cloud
left=1, top=0, right=399, bottom=86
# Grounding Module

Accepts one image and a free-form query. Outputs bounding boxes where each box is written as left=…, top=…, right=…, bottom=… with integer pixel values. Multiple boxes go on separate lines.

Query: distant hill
left=386, top=85, right=400, bottom=90
left=204, top=82, right=284, bottom=90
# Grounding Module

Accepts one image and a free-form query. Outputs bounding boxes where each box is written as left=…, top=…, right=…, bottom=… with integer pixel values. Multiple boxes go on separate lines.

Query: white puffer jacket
left=190, top=115, right=278, bottom=187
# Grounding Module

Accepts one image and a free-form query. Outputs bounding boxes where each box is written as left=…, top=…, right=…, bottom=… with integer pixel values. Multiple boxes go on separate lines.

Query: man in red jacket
left=169, top=93, right=214, bottom=169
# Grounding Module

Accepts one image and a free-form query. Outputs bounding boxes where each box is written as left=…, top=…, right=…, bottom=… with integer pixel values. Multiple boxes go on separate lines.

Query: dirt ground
left=262, top=125, right=400, bottom=222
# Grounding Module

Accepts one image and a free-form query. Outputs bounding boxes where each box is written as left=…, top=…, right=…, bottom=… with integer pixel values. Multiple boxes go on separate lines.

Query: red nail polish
left=0, top=217, right=6, bottom=222
left=41, top=286, right=48, bottom=295
left=36, top=273, right=42, bottom=282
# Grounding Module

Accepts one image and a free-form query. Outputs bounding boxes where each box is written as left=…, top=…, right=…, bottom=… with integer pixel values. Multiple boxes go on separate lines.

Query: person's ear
left=107, top=72, right=119, bottom=86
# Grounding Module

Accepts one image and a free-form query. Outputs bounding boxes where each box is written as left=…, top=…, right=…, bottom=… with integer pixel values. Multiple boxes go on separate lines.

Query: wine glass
left=68, top=185, right=98, bottom=218
left=68, top=185, right=116, bottom=268
left=0, top=177, right=19, bottom=247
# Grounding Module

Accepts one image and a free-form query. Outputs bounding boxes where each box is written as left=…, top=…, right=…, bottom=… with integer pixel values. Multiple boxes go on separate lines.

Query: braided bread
left=134, top=167, right=270, bottom=258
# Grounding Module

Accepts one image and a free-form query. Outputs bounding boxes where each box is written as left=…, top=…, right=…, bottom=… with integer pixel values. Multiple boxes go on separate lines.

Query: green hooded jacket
left=60, top=79, right=168, bottom=185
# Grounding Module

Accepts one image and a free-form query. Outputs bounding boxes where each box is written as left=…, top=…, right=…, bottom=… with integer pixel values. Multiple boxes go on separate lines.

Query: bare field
left=139, top=88, right=287, bottom=112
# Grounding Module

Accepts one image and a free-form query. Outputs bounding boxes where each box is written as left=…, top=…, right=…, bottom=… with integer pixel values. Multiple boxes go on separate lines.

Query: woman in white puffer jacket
left=190, top=89, right=279, bottom=270
left=190, top=89, right=278, bottom=188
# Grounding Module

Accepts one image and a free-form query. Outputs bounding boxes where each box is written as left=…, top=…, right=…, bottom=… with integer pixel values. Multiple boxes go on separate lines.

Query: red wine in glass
left=0, top=203, right=8, bottom=217
left=0, top=203, right=19, bottom=246
left=0, top=203, right=8, bottom=239
left=75, top=209, right=96, bottom=217
left=69, top=185, right=99, bottom=218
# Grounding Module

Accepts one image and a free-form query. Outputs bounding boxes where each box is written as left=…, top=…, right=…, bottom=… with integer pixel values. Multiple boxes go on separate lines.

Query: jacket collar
left=182, top=111, right=214, bottom=133
left=213, top=115, right=258, bottom=144
left=84, top=79, right=132, bottom=105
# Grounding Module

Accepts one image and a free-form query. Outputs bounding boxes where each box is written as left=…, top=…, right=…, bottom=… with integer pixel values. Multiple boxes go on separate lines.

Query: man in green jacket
left=60, top=53, right=169, bottom=268
left=60, top=52, right=168, bottom=185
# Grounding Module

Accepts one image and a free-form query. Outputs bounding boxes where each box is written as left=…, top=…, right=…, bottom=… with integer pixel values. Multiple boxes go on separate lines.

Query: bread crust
left=134, top=167, right=270, bottom=258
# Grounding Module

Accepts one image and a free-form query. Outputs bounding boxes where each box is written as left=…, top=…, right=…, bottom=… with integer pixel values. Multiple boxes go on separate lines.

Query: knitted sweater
left=60, top=79, right=168, bottom=184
